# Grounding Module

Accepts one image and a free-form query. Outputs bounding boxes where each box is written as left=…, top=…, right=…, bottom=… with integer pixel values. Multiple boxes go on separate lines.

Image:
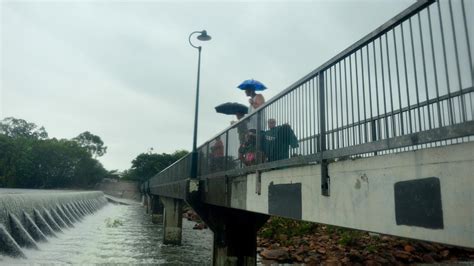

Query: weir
left=0, top=190, right=107, bottom=258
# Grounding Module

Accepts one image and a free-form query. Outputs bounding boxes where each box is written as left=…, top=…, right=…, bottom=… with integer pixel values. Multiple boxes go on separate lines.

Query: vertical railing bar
left=325, top=68, right=335, bottom=150
left=305, top=82, right=309, bottom=155
left=301, top=83, right=304, bottom=155
left=355, top=50, right=362, bottom=144
left=437, top=0, right=454, bottom=125
left=333, top=66, right=337, bottom=149
left=309, top=80, right=313, bottom=155
left=344, top=58, right=350, bottom=146
left=401, top=23, right=413, bottom=133
left=316, top=76, right=320, bottom=153
left=448, top=0, right=466, bottom=122
left=307, top=80, right=311, bottom=154
left=292, top=89, right=296, bottom=155
left=418, top=12, right=432, bottom=130
left=335, top=65, right=340, bottom=149
left=325, top=73, right=329, bottom=150
left=312, top=80, right=316, bottom=153
left=373, top=40, right=381, bottom=139
left=367, top=45, right=374, bottom=139
left=225, top=131, right=229, bottom=171
left=338, top=62, right=345, bottom=147
left=361, top=46, right=368, bottom=143
left=461, top=0, right=474, bottom=118
left=319, top=70, right=329, bottom=196
left=350, top=54, right=356, bottom=146
left=392, top=29, right=405, bottom=136
left=427, top=6, right=443, bottom=128
left=298, top=86, right=301, bottom=155
left=379, top=37, right=389, bottom=139
left=409, top=17, right=423, bottom=132
left=385, top=33, right=396, bottom=138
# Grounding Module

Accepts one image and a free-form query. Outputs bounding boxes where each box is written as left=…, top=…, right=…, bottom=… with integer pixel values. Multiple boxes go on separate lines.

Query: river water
left=0, top=202, right=213, bottom=264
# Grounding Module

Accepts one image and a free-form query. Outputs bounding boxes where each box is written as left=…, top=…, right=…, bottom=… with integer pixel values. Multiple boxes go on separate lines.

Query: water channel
left=0, top=201, right=213, bottom=264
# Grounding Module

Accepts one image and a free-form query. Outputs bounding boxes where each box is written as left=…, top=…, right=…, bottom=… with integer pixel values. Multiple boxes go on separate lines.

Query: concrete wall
left=96, top=179, right=140, bottom=201
left=228, top=142, right=474, bottom=248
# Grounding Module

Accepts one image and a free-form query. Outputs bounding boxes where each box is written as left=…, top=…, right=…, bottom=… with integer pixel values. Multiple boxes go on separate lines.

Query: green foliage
left=325, top=225, right=365, bottom=246
left=258, top=217, right=317, bottom=240
left=0, top=117, right=48, bottom=139
left=72, top=131, right=107, bottom=157
left=123, top=149, right=188, bottom=182
left=0, top=117, right=108, bottom=189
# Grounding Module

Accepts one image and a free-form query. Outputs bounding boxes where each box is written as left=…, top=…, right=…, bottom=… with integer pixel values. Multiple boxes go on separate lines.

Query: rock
left=419, top=242, right=437, bottom=252
left=295, top=246, right=305, bottom=255
left=440, top=249, right=450, bottom=257
left=404, top=245, right=415, bottom=253
left=422, top=254, right=435, bottom=263
left=364, top=259, right=380, bottom=266
left=292, top=254, right=303, bottom=262
left=260, top=248, right=289, bottom=261
left=393, top=250, right=411, bottom=260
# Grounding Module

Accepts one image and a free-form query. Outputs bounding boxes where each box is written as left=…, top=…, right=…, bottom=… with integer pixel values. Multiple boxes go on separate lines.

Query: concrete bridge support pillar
left=150, top=196, right=164, bottom=224
left=160, top=197, right=183, bottom=245
left=143, top=194, right=152, bottom=214
left=192, top=204, right=269, bottom=265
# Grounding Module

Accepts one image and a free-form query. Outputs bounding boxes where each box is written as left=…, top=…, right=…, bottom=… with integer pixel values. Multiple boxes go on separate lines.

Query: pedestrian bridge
left=143, top=0, right=474, bottom=264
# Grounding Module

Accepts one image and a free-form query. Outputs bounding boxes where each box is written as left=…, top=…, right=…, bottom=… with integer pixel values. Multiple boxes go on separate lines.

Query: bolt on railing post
left=319, top=71, right=330, bottom=196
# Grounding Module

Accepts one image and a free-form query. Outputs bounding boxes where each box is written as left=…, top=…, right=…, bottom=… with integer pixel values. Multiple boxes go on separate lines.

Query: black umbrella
left=215, top=102, right=248, bottom=115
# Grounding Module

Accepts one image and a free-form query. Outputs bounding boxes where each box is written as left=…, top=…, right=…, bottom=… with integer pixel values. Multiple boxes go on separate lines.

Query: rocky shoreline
left=183, top=210, right=474, bottom=264
left=257, top=223, right=474, bottom=265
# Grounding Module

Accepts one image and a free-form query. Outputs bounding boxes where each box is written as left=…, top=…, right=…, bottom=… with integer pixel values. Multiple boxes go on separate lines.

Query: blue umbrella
left=237, top=79, right=267, bottom=91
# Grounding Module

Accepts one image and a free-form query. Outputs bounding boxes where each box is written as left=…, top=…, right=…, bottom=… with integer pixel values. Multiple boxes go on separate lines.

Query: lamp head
left=197, top=30, right=212, bottom=41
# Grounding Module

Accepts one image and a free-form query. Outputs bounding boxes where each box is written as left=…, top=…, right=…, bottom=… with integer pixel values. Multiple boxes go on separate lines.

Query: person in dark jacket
left=264, top=119, right=299, bottom=162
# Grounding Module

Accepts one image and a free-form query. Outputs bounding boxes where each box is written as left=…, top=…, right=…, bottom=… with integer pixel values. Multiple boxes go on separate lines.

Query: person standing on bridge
left=237, top=79, right=266, bottom=131
left=237, top=79, right=266, bottom=165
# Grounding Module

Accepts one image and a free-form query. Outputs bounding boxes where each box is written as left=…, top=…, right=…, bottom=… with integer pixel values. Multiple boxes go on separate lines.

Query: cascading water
left=0, top=189, right=212, bottom=264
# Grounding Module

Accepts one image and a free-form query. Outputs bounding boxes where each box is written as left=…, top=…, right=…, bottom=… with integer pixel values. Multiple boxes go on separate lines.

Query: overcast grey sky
left=1, top=0, right=415, bottom=171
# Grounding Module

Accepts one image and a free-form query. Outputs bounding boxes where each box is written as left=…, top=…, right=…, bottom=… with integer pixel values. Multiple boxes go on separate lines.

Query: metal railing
left=149, top=0, right=473, bottom=189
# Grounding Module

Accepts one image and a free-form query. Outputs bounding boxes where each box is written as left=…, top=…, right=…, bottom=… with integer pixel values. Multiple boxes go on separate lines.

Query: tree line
left=0, top=117, right=188, bottom=189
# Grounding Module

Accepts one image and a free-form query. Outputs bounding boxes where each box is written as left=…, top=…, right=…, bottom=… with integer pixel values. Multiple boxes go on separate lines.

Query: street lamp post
left=189, top=30, right=211, bottom=179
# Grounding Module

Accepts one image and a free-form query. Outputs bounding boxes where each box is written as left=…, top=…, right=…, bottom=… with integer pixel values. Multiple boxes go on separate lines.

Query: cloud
left=1, top=0, right=416, bottom=170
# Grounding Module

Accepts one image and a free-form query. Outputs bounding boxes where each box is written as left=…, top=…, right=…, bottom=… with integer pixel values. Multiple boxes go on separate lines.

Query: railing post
left=319, top=71, right=330, bottom=196
left=371, top=119, right=378, bottom=155
left=256, top=110, right=264, bottom=164
left=224, top=132, right=229, bottom=171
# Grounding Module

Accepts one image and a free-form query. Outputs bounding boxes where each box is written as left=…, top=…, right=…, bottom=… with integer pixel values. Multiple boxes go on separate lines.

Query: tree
left=0, top=117, right=109, bottom=189
left=0, top=117, right=48, bottom=139
left=124, top=150, right=188, bottom=182
left=72, top=131, right=107, bottom=157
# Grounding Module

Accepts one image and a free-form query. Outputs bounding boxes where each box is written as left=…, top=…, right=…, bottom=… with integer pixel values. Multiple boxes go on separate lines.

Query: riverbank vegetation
left=121, top=150, right=188, bottom=182
left=0, top=117, right=112, bottom=188
left=0, top=116, right=188, bottom=189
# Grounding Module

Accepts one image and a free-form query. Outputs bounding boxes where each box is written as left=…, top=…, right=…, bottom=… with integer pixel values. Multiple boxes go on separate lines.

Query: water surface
left=0, top=202, right=213, bottom=264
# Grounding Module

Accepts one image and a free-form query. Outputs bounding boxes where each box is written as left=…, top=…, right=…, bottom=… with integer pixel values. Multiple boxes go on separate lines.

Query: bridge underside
left=151, top=142, right=474, bottom=249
